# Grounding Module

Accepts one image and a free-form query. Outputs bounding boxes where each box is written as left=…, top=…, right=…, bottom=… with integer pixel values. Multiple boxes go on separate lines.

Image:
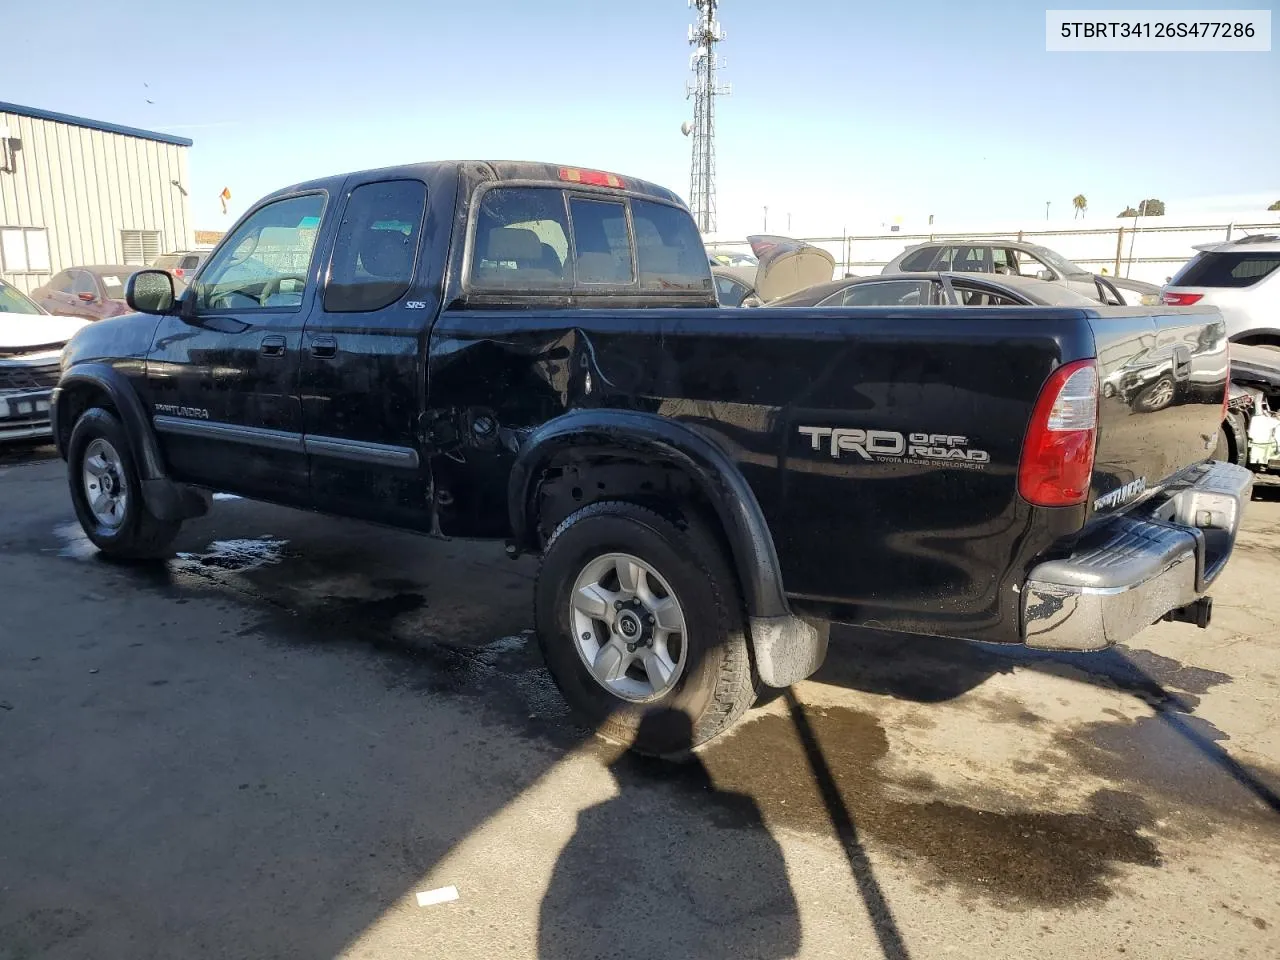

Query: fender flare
left=507, top=409, right=827, bottom=687
left=52, top=364, right=205, bottom=522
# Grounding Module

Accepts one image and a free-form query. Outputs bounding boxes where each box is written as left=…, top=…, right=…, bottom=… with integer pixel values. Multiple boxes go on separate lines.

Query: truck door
left=146, top=192, right=330, bottom=502
left=298, top=177, right=435, bottom=529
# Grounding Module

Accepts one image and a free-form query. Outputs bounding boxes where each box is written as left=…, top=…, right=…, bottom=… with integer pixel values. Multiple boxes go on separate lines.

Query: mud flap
left=748, top=614, right=830, bottom=687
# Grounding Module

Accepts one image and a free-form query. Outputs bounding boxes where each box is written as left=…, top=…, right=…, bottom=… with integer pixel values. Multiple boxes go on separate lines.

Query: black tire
left=67, top=407, right=181, bottom=559
left=534, top=500, right=758, bottom=756
left=1215, top=412, right=1247, bottom=465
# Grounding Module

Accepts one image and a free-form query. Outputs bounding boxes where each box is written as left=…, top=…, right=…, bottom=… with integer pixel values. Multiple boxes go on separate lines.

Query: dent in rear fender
left=509, top=409, right=790, bottom=621
left=55, top=362, right=167, bottom=482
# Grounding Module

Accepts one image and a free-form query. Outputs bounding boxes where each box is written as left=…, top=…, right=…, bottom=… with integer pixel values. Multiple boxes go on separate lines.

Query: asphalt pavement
left=1, top=442, right=1277, bottom=959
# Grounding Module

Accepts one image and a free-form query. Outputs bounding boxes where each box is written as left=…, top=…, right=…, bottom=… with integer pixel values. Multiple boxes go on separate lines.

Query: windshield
left=0, top=282, right=43, bottom=315
left=1028, top=245, right=1091, bottom=278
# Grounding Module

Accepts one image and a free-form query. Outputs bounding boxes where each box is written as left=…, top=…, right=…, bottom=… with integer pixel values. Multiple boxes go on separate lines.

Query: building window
left=120, top=229, right=163, bottom=266
left=0, top=227, right=51, bottom=274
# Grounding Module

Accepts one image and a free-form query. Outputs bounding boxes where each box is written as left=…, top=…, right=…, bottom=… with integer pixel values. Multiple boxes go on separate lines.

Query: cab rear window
left=1172, top=252, right=1280, bottom=288
left=470, top=187, right=711, bottom=294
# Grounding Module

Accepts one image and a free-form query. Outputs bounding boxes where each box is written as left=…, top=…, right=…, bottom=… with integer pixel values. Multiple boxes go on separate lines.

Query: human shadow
left=538, top=710, right=802, bottom=960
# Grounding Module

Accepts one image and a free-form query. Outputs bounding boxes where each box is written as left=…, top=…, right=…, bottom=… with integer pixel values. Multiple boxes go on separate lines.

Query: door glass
left=569, top=198, right=633, bottom=284
left=72, top=272, right=96, bottom=296
left=51, top=272, right=74, bottom=293
left=193, top=194, right=326, bottom=311
left=839, top=280, right=930, bottom=306
left=715, top=275, right=749, bottom=307
left=325, top=180, right=428, bottom=313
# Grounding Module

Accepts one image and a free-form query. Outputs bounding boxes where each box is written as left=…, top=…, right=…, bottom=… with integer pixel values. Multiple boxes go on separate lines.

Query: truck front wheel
left=535, top=501, right=758, bottom=756
left=67, top=407, right=181, bottom=559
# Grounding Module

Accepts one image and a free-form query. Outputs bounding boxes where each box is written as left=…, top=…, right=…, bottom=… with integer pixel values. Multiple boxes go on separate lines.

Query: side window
left=324, top=180, right=427, bottom=313
left=955, top=285, right=1020, bottom=306
left=715, top=275, right=749, bottom=307
left=992, top=248, right=1017, bottom=274
left=953, top=246, right=990, bottom=272
left=471, top=187, right=571, bottom=289
left=838, top=280, right=931, bottom=306
left=897, top=247, right=937, bottom=271
left=51, top=271, right=75, bottom=293
left=193, top=193, right=326, bottom=312
left=570, top=198, right=633, bottom=284
left=631, top=199, right=713, bottom=293
left=72, top=272, right=96, bottom=296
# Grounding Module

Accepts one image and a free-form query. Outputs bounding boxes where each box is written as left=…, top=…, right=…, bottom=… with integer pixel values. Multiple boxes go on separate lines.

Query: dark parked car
left=765, top=270, right=1120, bottom=308
left=52, top=160, right=1250, bottom=754
left=31, top=266, right=134, bottom=321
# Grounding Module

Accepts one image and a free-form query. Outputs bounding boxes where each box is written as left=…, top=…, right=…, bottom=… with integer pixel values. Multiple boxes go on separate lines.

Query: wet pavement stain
left=641, top=704, right=1167, bottom=909
left=1060, top=712, right=1280, bottom=831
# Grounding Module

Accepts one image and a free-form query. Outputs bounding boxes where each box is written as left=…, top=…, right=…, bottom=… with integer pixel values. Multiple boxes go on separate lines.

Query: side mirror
left=126, top=269, right=176, bottom=314
left=1036, top=268, right=1055, bottom=282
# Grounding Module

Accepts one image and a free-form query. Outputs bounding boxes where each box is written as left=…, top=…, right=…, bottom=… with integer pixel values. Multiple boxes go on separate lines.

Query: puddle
left=1060, top=712, right=1280, bottom=830
left=170, top=537, right=291, bottom=576
left=614, top=704, right=1167, bottom=909
left=51, top=522, right=97, bottom=560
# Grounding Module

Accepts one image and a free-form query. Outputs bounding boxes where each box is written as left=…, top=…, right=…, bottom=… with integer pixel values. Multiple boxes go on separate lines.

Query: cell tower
left=684, top=0, right=729, bottom=234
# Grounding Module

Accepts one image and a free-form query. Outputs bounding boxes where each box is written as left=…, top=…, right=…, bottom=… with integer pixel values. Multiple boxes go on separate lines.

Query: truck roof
left=282, top=160, right=686, bottom=206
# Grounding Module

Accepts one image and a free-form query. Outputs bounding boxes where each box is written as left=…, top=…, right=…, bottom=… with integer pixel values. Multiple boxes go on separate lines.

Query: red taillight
left=559, top=167, right=626, bottom=189
left=174, top=267, right=185, bottom=278
left=1162, top=292, right=1203, bottom=306
left=1019, top=359, right=1099, bottom=507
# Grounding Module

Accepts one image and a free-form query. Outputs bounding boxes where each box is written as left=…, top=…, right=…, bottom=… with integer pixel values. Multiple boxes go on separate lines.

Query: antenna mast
left=686, top=0, right=729, bottom=234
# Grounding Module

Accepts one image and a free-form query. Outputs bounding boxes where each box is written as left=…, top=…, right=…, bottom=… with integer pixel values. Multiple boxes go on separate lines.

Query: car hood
left=0, top=312, right=89, bottom=350
left=747, top=236, right=836, bottom=302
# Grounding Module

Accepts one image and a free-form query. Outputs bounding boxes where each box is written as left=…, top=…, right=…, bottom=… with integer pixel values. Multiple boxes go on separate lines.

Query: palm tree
left=1072, top=194, right=1087, bottom=219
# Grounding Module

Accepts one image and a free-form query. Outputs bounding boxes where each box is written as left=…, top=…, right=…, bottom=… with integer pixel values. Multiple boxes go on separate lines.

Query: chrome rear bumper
left=1022, top=461, right=1253, bottom=652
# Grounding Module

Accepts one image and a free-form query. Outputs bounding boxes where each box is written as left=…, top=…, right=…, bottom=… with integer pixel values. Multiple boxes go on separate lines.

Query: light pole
left=763, top=206, right=768, bottom=231
left=1045, top=201, right=1051, bottom=221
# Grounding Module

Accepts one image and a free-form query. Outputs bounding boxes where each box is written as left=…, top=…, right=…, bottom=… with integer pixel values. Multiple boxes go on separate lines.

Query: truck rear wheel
left=67, top=407, right=181, bottom=559
left=534, top=501, right=758, bottom=756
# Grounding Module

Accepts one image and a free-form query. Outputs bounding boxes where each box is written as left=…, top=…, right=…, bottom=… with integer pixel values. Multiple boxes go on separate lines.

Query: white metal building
left=0, top=101, right=193, bottom=294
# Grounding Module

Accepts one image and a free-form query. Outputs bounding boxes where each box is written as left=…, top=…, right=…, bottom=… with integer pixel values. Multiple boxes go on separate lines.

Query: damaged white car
left=1, top=279, right=87, bottom=443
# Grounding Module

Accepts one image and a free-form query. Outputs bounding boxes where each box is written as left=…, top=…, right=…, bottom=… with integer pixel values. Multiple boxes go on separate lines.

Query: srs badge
left=798, top=426, right=990, bottom=468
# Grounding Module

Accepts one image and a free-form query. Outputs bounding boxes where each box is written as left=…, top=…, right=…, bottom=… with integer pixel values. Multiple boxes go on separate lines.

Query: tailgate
left=1089, top=307, right=1228, bottom=520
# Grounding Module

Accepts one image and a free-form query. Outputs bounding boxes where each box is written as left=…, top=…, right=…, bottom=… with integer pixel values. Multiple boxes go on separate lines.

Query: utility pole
left=1045, top=201, right=1051, bottom=221
left=763, top=206, right=768, bottom=231
left=787, top=212, right=792, bottom=233
left=686, top=0, right=730, bottom=234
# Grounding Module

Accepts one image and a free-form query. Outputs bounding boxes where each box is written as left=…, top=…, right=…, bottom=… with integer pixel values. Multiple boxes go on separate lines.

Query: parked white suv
left=1162, top=235, right=1280, bottom=348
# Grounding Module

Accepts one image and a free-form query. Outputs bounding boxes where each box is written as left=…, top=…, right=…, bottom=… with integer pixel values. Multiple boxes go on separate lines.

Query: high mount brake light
left=1019, top=360, right=1099, bottom=508
left=559, top=168, right=626, bottom=189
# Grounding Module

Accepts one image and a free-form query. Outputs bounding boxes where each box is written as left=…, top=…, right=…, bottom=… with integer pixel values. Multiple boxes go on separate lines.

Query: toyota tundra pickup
left=51, top=161, right=1252, bottom=754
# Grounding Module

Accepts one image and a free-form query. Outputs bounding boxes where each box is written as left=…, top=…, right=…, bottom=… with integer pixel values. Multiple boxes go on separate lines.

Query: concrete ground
left=0, top=441, right=1277, bottom=960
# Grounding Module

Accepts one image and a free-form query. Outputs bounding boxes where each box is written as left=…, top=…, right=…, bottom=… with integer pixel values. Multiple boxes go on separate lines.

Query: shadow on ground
left=1, top=465, right=1276, bottom=960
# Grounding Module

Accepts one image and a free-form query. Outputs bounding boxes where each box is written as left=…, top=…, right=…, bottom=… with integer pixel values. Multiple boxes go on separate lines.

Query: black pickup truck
left=52, top=161, right=1253, bottom=754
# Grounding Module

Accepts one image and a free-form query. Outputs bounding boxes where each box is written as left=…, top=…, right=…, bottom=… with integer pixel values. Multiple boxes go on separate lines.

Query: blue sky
left=5, top=0, right=1277, bottom=236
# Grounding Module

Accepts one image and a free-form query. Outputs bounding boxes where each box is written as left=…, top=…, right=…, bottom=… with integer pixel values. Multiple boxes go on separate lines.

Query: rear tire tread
left=535, top=500, right=759, bottom=754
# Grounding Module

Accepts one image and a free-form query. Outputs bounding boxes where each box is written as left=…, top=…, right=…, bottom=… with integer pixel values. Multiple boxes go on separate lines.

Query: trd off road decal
left=798, top=426, right=990, bottom=470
